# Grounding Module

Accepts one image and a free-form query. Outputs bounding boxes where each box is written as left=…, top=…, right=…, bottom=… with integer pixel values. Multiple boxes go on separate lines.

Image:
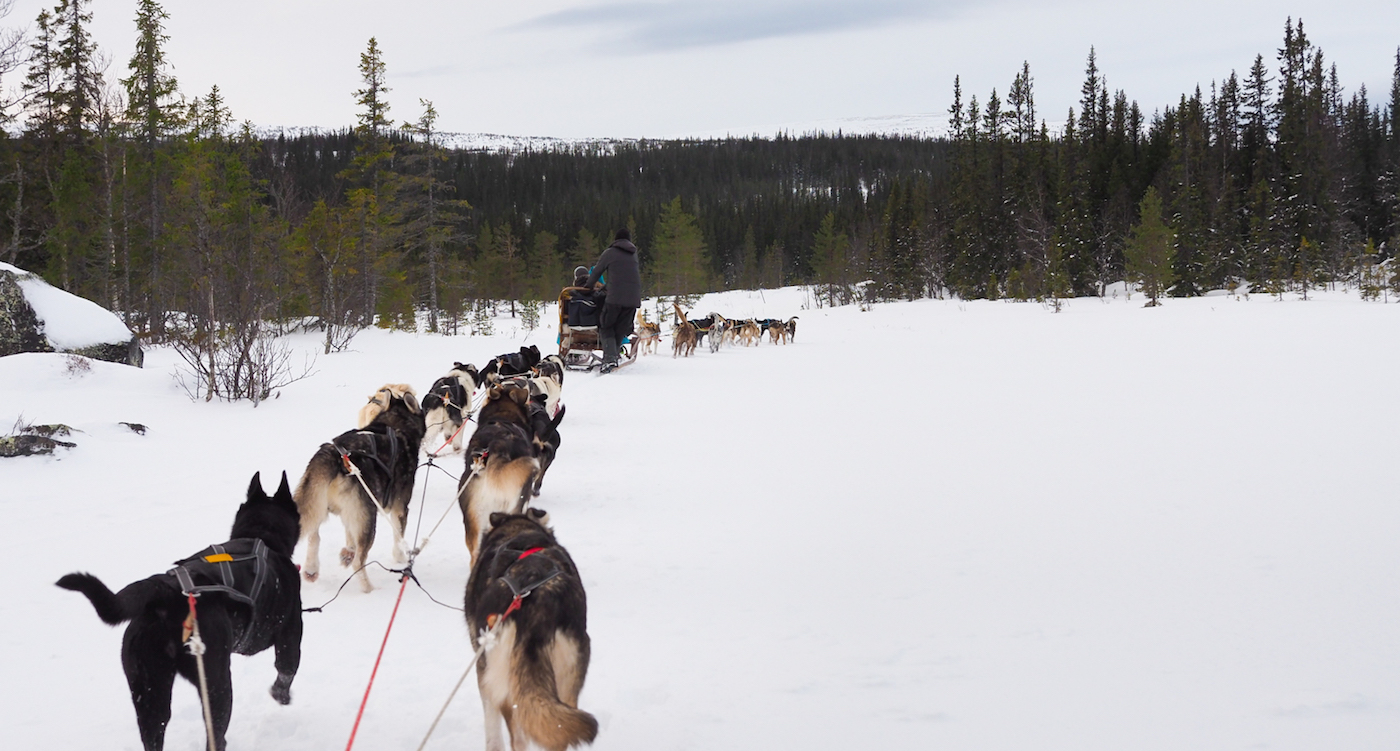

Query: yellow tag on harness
left=203, top=553, right=234, bottom=563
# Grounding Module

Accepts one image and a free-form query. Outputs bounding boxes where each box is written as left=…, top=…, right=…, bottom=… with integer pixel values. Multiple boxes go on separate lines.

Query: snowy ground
left=2, top=286, right=1398, bottom=751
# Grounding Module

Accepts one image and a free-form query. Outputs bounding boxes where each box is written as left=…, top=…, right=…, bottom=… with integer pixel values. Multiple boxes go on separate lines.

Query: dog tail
left=56, top=572, right=131, bottom=625
left=514, top=652, right=598, bottom=750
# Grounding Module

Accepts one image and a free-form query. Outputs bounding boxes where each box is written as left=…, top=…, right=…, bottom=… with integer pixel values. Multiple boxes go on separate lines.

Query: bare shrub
left=63, top=354, right=92, bottom=377
left=172, top=320, right=316, bottom=406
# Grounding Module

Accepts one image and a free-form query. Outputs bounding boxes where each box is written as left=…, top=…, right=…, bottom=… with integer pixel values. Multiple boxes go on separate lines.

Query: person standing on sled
left=584, top=228, right=641, bottom=373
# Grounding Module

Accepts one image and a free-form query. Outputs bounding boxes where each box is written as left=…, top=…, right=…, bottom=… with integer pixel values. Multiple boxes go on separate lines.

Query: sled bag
left=568, top=297, right=600, bottom=326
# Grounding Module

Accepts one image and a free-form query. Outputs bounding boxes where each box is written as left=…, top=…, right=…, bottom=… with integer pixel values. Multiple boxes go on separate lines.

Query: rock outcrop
left=0, top=262, right=142, bottom=366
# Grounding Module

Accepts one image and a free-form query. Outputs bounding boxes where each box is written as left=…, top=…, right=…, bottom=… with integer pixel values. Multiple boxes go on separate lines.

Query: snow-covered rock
left=0, top=262, right=143, bottom=366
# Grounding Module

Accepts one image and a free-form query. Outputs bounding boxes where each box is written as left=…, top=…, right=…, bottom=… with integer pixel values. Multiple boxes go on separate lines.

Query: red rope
left=430, top=415, right=473, bottom=456
left=344, top=573, right=410, bottom=751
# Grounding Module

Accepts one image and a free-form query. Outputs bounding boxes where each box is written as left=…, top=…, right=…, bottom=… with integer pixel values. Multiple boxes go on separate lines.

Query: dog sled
left=557, top=287, right=639, bottom=372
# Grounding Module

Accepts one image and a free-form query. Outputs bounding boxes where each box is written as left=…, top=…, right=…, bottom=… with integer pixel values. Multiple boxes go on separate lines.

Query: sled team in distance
left=55, top=343, right=594, bottom=751
left=665, top=301, right=798, bottom=358
left=563, top=276, right=800, bottom=367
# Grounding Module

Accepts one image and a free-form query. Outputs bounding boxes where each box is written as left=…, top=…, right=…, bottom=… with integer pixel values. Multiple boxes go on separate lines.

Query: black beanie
left=615, top=228, right=631, bottom=241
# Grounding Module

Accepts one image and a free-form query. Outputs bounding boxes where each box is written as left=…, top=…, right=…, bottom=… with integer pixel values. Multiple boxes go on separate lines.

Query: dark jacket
left=584, top=239, right=641, bottom=307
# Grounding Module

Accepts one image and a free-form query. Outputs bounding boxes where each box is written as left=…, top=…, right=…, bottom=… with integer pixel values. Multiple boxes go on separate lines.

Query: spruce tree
left=53, top=0, right=101, bottom=142
left=342, top=37, right=399, bottom=324
left=526, top=230, right=563, bottom=301
left=22, top=10, right=61, bottom=141
left=569, top=227, right=601, bottom=270
left=650, top=196, right=707, bottom=297
left=401, top=99, right=468, bottom=332
left=811, top=211, right=849, bottom=306
left=1125, top=187, right=1176, bottom=306
left=121, top=0, right=181, bottom=333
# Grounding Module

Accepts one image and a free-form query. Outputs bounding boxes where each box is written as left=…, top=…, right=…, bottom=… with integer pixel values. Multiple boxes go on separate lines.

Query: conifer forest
left=3, top=0, right=1399, bottom=349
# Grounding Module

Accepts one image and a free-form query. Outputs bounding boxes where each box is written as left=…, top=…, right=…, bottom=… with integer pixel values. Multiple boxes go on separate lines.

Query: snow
left=1, top=262, right=134, bottom=350
left=255, top=112, right=949, bottom=155
left=2, top=287, right=1398, bottom=750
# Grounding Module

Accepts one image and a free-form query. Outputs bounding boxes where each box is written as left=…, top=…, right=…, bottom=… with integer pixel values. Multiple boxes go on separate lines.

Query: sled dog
left=769, top=319, right=787, bottom=344
left=466, top=509, right=597, bottom=751
left=672, top=322, right=697, bottom=357
left=527, top=354, right=566, bottom=417
left=635, top=313, right=661, bottom=355
left=423, top=363, right=479, bottom=454
left=296, top=383, right=425, bottom=592
left=56, top=473, right=303, bottom=751
left=459, top=384, right=539, bottom=558
left=527, top=395, right=566, bottom=496
left=737, top=319, right=762, bottom=346
left=480, top=345, right=543, bottom=384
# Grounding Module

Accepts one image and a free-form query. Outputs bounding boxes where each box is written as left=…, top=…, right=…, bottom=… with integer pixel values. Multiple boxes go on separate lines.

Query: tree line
left=2, top=3, right=1398, bottom=371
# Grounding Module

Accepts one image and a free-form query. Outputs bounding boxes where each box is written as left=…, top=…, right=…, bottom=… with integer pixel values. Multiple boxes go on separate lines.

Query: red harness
left=487, top=547, right=548, bottom=627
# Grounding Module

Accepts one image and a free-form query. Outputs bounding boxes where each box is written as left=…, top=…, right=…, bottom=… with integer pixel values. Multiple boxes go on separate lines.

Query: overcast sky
left=7, top=0, right=1399, bottom=139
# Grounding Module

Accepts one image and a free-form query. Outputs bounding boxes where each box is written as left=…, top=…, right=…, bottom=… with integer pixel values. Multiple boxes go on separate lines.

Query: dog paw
left=270, top=683, right=292, bottom=705
left=339, top=548, right=354, bottom=567
left=302, top=570, right=319, bottom=583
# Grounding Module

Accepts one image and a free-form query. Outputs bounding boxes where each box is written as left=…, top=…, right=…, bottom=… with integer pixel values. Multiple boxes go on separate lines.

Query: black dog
left=527, top=395, right=566, bottom=496
left=478, top=345, right=543, bottom=384
left=466, top=510, right=596, bottom=751
left=57, top=473, right=303, bottom=751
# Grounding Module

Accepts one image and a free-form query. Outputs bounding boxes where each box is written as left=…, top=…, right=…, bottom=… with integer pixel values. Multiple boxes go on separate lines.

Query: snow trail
left=3, top=288, right=1398, bottom=750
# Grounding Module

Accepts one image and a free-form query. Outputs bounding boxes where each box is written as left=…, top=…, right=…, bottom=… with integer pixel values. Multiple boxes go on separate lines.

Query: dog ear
left=276, top=471, right=293, bottom=502
left=488, top=511, right=509, bottom=528
left=509, top=386, right=527, bottom=406
left=247, top=471, right=265, bottom=500
left=527, top=507, right=547, bottom=520
left=403, top=391, right=421, bottom=414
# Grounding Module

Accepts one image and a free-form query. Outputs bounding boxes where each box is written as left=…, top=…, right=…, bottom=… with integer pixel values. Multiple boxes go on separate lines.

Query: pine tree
left=811, top=211, right=849, bottom=306
left=526, top=230, right=563, bottom=301
left=36, top=0, right=106, bottom=296
left=1359, top=238, right=1381, bottom=300
left=1080, top=47, right=1102, bottom=146
left=342, top=37, right=399, bottom=324
left=1007, top=62, right=1037, bottom=145
left=760, top=241, right=785, bottom=289
left=401, top=99, right=468, bottom=331
left=1125, top=187, right=1176, bottom=306
left=121, top=0, right=180, bottom=331
left=569, top=227, right=601, bottom=270
left=650, top=196, right=707, bottom=297
left=290, top=200, right=358, bottom=353
left=947, top=76, right=964, bottom=140
left=736, top=225, right=758, bottom=290
left=53, top=0, right=101, bottom=142
left=22, top=11, right=61, bottom=141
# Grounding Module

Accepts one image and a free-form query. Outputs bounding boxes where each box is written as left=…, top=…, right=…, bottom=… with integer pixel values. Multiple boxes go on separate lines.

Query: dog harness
left=166, top=539, right=272, bottom=652
left=330, top=425, right=404, bottom=479
left=498, top=546, right=561, bottom=598
left=426, top=379, right=470, bottom=419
